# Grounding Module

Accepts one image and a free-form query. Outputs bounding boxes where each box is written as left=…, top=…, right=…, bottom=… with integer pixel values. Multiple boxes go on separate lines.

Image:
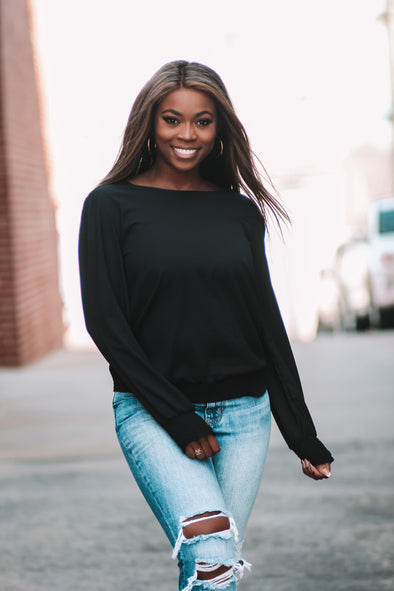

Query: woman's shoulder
left=81, top=183, right=135, bottom=227
left=86, top=181, right=129, bottom=201
left=234, top=192, right=265, bottom=224
left=84, top=181, right=141, bottom=211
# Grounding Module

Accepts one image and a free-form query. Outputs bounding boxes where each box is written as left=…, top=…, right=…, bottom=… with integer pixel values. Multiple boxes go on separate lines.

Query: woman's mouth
left=171, top=146, right=199, bottom=159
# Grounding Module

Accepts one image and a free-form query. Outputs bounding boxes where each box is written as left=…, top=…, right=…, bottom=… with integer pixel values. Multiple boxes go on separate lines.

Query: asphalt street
left=0, top=331, right=393, bottom=591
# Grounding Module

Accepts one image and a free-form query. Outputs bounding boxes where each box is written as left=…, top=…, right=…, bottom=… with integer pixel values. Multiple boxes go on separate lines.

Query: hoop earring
left=217, top=138, right=224, bottom=158
left=147, top=137, right=156, bottom=154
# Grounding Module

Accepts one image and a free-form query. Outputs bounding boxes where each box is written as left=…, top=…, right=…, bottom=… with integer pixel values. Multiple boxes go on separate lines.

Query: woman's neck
left=131, top=165, right=217, bottom=192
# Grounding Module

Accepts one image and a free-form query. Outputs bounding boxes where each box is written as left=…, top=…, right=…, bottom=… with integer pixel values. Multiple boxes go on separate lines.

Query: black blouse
left=78, top=181, right=333, bottom=465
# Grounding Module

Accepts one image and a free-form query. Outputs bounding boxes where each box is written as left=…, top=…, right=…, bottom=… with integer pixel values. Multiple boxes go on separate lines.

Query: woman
left=79, top=60, right=333, bottom=591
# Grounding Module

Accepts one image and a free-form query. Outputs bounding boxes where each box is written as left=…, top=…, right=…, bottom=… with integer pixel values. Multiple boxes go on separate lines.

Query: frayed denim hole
left=181, top=567, right=236, bottom=591
left=172, top=530, right=234, bottom=560
left=172, top=511, right=236, bottom=560
left=234, top=558, right=252, bottom=581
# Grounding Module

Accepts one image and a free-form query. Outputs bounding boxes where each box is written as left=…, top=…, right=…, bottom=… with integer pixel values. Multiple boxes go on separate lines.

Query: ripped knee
left=172, top=510, right=239, bottom=589
left=182, top=511, right=231, bottom=540
left=182, top=512, right=232, bottom=583
left=195, top=561, right=233, bottom=584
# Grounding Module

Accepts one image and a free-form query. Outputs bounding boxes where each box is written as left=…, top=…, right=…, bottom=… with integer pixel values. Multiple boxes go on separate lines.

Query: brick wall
left=0, top=0, right=63, bottom=365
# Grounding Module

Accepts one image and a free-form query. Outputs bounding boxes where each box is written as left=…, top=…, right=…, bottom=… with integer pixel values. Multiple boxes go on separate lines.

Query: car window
left=379, top=210, right=394, bottom=234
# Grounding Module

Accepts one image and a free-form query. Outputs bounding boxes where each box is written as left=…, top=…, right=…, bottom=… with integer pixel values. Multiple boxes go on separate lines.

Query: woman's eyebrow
left=161, top=108, right=215, bottom=117
left=161, top=109, right=182, bottom=116
left=195, top=110, right=215, bottom=117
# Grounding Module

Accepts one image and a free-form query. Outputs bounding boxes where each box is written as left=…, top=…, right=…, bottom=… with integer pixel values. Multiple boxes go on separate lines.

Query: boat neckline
left=125, top=181, right=228, bottom=194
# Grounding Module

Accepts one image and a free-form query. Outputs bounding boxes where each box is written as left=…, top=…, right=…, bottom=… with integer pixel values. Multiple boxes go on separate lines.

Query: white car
left=335, top=239, right=371, bottom=330
left=318, top=196, right=394, bottom=331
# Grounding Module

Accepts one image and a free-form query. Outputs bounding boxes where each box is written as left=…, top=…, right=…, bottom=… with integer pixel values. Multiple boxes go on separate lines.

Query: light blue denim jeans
left=112, top=391, right=271, bottom=590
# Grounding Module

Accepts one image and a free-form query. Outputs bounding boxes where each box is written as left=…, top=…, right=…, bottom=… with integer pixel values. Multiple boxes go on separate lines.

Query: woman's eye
left=162, top=116, right=179, bottom=125
left=197, top=118, right=213, bottom=127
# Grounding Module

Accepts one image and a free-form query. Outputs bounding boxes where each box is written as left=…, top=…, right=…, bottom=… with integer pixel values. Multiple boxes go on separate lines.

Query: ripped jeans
left=112, top=391, right=271, bottom=590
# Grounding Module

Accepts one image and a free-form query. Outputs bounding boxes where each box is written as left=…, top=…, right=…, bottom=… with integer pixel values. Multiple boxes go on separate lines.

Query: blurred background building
left=0, top=0, right=392, bottom=364
left=0, top=0, right=63, bottom=366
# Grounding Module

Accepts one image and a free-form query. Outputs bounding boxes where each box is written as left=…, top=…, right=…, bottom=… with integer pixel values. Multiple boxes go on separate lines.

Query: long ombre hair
left=100, top=60, right=289, bottom=225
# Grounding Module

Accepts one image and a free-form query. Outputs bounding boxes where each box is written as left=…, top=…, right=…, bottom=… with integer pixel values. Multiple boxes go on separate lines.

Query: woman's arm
left=249, top=208, right=334, bottom=467
left=78, top=189, right=213, bottom=450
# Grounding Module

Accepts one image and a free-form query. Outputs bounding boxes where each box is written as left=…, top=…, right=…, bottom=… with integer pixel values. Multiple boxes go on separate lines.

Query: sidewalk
left=1, top=335, right=393, bottom=591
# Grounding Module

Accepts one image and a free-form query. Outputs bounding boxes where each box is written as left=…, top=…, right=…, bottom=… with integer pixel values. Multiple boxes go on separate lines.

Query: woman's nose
left=178, top=123, right=196, bottom=140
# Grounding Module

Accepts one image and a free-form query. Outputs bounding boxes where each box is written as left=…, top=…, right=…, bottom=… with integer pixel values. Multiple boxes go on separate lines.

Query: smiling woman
left=139, top=87, right=218, bottom=190
left=98, top=60, right=289, bottom=222
left=78, top=60, right=333, bottom=591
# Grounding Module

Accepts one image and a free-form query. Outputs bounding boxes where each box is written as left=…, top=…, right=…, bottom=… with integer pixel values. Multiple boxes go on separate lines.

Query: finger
left=189, top=439, right=207, bottom=461
left=185, top=441, right=200, bottom=459
left=207, top=434, right=221, bottom=455
left=302, top=459, right=320, bottom=480
left=306, top=460, right=329, bottom=480
left=306, top=460, right=322, bottom=480
left=197, top=437, right=211, bottom=459
left=198, top=435, right=219, bottom=457
left=199, top=434, right=221, bottom=457
left=307, top=460, right=328, bottom=480
left=316, top=463, right=331, bottom=479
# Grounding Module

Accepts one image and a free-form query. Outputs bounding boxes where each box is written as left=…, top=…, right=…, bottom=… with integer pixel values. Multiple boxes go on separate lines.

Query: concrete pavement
left=1, top=332, right=393, bottom=590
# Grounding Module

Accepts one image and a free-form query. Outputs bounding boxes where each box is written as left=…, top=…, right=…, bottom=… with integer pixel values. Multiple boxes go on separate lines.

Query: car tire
left=378, top=307, right=394, bottom=329
left=355, top=314, right=370, bottom=331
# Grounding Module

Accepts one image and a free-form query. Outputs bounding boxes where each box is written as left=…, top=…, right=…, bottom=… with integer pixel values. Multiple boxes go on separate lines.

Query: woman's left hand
left=301, top=459, right=331, bottom=480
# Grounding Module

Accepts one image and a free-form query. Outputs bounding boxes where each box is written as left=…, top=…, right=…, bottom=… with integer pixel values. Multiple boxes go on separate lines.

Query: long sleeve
left=249, top=212, right=334, bottom=466
left=78, top=190, right=213, bottom=448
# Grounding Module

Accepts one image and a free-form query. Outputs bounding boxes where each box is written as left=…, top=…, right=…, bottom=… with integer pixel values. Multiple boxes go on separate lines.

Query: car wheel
left=355, top=314, right=370, bottom=331
left=378, top=307, right=394, bottom=329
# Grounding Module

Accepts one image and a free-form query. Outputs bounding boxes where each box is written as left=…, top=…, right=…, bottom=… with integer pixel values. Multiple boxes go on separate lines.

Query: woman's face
left=153, top=87, right=217, bottom=174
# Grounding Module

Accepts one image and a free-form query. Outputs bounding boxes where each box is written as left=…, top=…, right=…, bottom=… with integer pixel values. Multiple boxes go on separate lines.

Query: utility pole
left=382, top=0, right=394, bottom=191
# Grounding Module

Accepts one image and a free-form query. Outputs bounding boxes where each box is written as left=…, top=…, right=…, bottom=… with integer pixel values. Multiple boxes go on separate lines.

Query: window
left=379, top=210, right=394, bottom=234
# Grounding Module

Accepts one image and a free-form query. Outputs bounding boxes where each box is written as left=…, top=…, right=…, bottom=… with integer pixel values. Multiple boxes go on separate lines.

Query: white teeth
left=173, top=147, right=197, bottom=154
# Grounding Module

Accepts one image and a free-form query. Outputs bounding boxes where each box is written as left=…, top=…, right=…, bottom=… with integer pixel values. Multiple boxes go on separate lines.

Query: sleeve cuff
left=164, top=410, right=214, bottom=449
left=292, top=436, right=334, bottom=466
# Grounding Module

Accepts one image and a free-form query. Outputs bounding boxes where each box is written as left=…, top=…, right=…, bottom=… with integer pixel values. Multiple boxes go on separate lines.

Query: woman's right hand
left=185, top=434, right=221, bottom=460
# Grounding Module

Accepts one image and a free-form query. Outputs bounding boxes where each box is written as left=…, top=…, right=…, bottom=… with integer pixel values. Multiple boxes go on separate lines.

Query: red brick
left=0, top=0, right=63, bottom=366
